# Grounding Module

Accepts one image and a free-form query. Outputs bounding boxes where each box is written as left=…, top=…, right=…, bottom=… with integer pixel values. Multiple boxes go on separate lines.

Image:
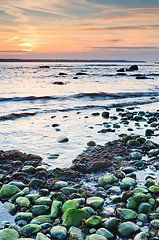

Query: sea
left=0, top=61, right=159, bottom=169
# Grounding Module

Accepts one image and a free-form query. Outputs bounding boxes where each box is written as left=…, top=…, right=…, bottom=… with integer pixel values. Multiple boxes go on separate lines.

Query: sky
left=0, top=0, right=159, bottom=61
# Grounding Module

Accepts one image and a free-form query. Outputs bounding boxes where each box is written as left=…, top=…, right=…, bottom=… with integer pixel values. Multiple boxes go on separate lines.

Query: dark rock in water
left=59, top=72, right=68, bottom=76
left=52, top=124, right=60, bottom=127
left=116, top=73, right=127, bottom=76
left=92, top=112, right=100, bottom=116
left=145, top=129, right=154, bottom=136
left=52, top=81, right=65, bottom=85
left=73, top=77, right=78, bottom=79
left=57, top=136, right=69, bottom=143
left=102, top=111, right=109, bottom=119
left=128, top=65, right=139, bottom=71
left=116, top=107, right=124, bottom=112
left=116, top=68, right=125, bottom=72
left=39, top=66, right=50, bottom=68
left=136, top=76, right=147, bottom=79
left=87, top=141, right=96, bottom=147
left=76, top=72, right=88, bottom=75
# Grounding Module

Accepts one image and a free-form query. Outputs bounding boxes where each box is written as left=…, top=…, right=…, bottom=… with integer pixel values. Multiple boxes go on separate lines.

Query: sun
left=18, top=42, right=36, bottom=51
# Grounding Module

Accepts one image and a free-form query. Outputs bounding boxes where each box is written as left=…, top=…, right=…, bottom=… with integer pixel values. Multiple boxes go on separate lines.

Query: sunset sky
left=0, top=0, right=159, bottom=61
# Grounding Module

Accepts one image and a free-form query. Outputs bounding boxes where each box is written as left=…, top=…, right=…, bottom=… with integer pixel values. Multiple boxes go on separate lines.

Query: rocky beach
left=0, top=103, right=159, bottom=240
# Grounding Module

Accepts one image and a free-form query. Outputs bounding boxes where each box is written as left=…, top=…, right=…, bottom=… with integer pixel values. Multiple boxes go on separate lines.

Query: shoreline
left=0, top=129, right=159, bottom=239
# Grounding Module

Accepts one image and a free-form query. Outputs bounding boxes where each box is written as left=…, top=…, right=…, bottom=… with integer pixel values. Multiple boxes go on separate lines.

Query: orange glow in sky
left=0, top=1, right=159, bottom=61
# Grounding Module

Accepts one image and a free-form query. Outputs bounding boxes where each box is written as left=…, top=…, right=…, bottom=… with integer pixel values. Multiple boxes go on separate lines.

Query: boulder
left=51, top=226, right=67, bottom=240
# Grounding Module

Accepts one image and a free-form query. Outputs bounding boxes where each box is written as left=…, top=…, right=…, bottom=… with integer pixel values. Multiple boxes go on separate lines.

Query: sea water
left=0, top=62, right=158, bottom=168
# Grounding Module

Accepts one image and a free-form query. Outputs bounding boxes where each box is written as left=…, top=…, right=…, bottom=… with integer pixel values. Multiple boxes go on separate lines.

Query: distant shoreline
left=0, top=59, right=146, bottom=63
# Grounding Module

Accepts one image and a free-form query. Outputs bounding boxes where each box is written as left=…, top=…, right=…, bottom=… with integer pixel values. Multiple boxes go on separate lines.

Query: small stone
left=86, top=234, right=107, bottom=240
left=31, top=205, right=49, bottom=216
left=15, top=212, right=33, bottom=222
left=0, top=229, right=19, bottom=240
left=120, top=177, right=137, bottom=189
left=16, top=197, right=30, bottom=207
left=98, top=174, right=118, bottom=187
left=60, top=187, right=77, bottom=194
left=102, top=112, right=109, bottom=119
left=149, top=185, right=159, bottom=194
left=21, top=224, right=42, bottom=235
left=116, top=208, right=137, bottom=220
left=86, top=197, right=104, bottom=209
left=87, top=141, right=96, bottom=147
left=103, top=217, right=120, bottom=231
left=51, top=226, right=67, bottom=240
left=145, top=129, right=154, bottom=136
left=138, top=202, right=153, bottom=214
left=62, top=209, right=87, bottom=227
left=36, top=232, right=51, bottom=240
left=134, top=232, right=147, bottom=240
left=57, top=136, right=69, bottom=143
left=68, top=226, right=85, bottom=240
left=22, top=165, right=35, bottom=173
left=29, top=179, right=43, bottom=189
left=131, top=152, right=142, bottom=160
left=30, top=215, right=52, bottom=225
left=151, top=219, right=159, bottom=229
left=4, top=202, right=17, bottom=215
left=50, top=200, right=62, bottom=218
left=34, top=197, right=52, bottom=206
left=0, top=184, right=20, bottom=199
left=96, top=228, right=114, bottom=239
left=53, top=181, right=68, bottom=189
left=118, top=221, right=140, bottom=237
left=85, top=216, right=102, bottom=228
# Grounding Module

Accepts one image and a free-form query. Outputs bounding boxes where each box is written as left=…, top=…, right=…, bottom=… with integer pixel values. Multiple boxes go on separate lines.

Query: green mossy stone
left=25, top=194, right=40, bottom=203
left=130, top=193, right=150, bottom=202
left=28, top=179, right=43, bottom=189
left=131, top=152, right=142, bottom=160
left=0, top=184, right=20, bottom=199
left=103, top=217, right=120, bottom=231
left=133, top=187, right=148, bottom=194
left=16, top=196, right=30, bottom=207
left=10, top=187, right=30, bottom=202
left=51, top=226, right=67, bottom=240
left=62, top=208, right=87, bottom=227
left=22, top=165, right=35, bottom=173
left=118, top=221, right=140, bottom=237
left=151, top=219, right=159, bottom=229
left=62, top=200, right=79, bottom=213
left=21, top=224, right=42, bottom=235
left=15, top=212, right=33, bottom=222
left=30, top=215, right=52, bottom=225
left=85, top=216, right=102, bottom=228
left=36, top=232, right=51, bottom=240
left=96, top=228, right=114, bottom=240
left=134, top=232, right=147, bottom=240
left=31, top=205, right=49, bottom=216
left=0, top=229, right=19, bottom=240
left=86, top=234, right=107, bottom=240
left=60, top=187, right=77, bottom=194
left=4, top=202, right=17, bottom=215
left=82, top=207, right=95, bottom=217
left=68, top=226, right=85, bottom=240
left=126, top=199, right=137, bottom=210
left=138, top=202, right=153, bottom=214
left=98, top=175, right=118, bottom=187
left=116, top=208, right=137, bottom=220
left=86, top=197, right=104, bottom=209
left=120, top=177, right=137, bottom=190
left=50, top=200, right=62, bottom=218
left=149, top=185, right=159, bottom=194
left=34, top=197, right=52, bottom=206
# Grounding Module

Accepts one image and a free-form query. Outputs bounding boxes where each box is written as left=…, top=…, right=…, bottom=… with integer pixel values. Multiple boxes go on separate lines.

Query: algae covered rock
left=36, top=232, right=51, bottom=240
left=34, top=197, right=52, bottom=206
left=50, top=200, right=62, bottom=218
left=62, top=208, right=87, bottom=227
left=85, top=216, right=102, bottom=228
left=30, top=215, right=52, bottom=224
left=62, top=200, right=79, bottom=213
left=16, top=196, right=30, bottom=207
left=15, top=212, right=33, bottom=222
left=51, top=225, right=67, bottom=240
left=68, top=226, right=85, bottom=240
left=118, top=221, right=140, bottom=237
left=86, top=234, right=107, bottom=240
left=138, top=202, right=153, bottom=214
left=98, top=175, right=118, bottom=187
left=86, top=197, right=104, bottom=209
left=120, top=177, right=137, bottom=189
left=31, top=205, right=49, bottom=216
left=4, top=202, right=17, bottom=215
left=0, top=184, right=20, bottom=199
left=116, top=208, right=137, bottom=220
left=0, top=228, right=19, bottom=240
left=149, top=185, right=159, bottom=194
left=21, top=224, right=42, bottom=235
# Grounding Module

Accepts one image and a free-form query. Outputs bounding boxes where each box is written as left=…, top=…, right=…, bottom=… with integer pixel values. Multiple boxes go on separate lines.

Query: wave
left=0, top=97, right=158, bottom=121
left=0, top=91, right=159, bottom=103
